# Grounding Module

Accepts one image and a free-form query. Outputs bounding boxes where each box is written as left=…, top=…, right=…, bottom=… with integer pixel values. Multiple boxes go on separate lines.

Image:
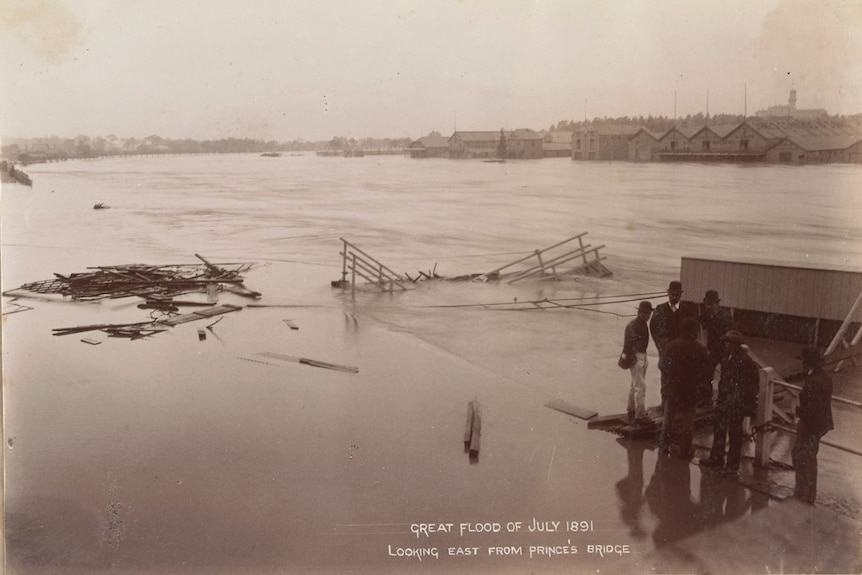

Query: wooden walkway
left=587, top=404, right=715, bottom=439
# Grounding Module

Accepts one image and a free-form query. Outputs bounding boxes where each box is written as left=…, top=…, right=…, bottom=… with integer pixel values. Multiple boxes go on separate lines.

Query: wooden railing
left=749, top=353, right=862, bottom=466
left=337, top=238, right=408, bottom=294
left=475, top=232, right=611, bottom=283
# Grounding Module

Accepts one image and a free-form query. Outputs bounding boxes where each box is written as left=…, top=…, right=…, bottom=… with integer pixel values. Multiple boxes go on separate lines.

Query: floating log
left=283, top=319, right=299, bottom=330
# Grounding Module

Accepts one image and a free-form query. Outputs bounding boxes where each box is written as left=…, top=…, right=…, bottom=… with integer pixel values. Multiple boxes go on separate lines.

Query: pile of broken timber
left=8, top=254, right=259, bottom=302
left=587, top=404, right=715, bottom=439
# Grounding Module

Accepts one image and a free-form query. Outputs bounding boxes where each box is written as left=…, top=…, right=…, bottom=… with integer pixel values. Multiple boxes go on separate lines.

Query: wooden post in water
left=535, top=250, right=546, bottom=277
left=578, top=235, right=588, bottom=264
left=754, top=366, right=776, bottom=467
left=341, top=238, right=348, bottom=283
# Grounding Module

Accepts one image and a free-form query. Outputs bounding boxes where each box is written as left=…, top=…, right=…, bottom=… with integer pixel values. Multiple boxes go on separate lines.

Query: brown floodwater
left=2, top=155, right=862, bottom=573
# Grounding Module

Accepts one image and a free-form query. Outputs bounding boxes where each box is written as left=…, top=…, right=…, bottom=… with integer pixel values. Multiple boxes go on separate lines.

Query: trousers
left=627, top=352, right=647, bottom=418
left=660, top=398, right=696, bottom=457
left=709, top=405, right=746, bottom=470
left=792, top=427, right=821, bottom=503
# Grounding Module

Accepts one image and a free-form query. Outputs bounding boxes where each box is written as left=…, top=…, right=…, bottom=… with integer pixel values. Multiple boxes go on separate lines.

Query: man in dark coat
left=650, top=281, right=689, bottom=406
left=658, top=316, right=712, bottom=459
left=701, top=330, right=759, bottom=476
left=698, top=289, right=734, bottom=404
left=623, top=301, right=653, bottom=422
left=792, top=347, right=834, bottom=504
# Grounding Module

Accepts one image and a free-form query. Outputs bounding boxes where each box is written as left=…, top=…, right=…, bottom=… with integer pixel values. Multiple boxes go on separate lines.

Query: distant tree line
left=1, top=134, right=413, bottom=163
left=549, top=112, right=862, bottom=134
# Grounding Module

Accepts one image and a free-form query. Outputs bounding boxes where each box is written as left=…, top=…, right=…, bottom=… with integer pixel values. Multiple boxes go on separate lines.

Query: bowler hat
left=720, top=330, right=745, bottom=344
left=637, top=301, right=654, bottom=314
left=667, top=281, right=683, bottom=294
left=797, top=346, right=823, bottom=367
left=703, top=290, right=721, bottom=304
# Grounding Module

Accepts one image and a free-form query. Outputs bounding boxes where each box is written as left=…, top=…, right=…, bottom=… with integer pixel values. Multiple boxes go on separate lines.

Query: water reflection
left=700, top=471, right=751, bottom=528
left=616, top=438, right=771, bottom=550
left=644, top=451, right=700, bottom=547
left=614, top=437, right=648, bottom=539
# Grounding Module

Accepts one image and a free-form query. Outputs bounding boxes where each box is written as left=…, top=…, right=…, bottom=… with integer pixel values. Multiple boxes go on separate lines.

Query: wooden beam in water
left=545, top=399, right=597, bottom=420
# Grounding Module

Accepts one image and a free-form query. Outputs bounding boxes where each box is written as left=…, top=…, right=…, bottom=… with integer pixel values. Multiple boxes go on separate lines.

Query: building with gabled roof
left=448, top=131, right=502, bottom=159
left=506, top=129, right=544, bottom=159
left=407, top=135, right=450, bottom=158
left=627, top=128, right=664, bottom=161
left=572, top=125, right=641, bottom=161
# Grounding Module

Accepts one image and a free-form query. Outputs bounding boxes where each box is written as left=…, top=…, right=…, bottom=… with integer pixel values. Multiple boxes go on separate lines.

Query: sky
left=1, top=0, right=861, bottom=142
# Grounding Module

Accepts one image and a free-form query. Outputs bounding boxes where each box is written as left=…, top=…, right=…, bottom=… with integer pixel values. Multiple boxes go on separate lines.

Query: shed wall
left=680, top=257, right=862, bottom=321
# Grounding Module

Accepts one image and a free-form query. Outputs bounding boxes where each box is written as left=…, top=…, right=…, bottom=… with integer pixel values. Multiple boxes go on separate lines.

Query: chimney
left=789, top=90, right=797, bottom=109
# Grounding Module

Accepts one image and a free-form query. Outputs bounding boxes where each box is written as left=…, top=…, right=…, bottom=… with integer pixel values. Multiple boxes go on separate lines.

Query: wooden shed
left=680, top=257, right=862, bottom=345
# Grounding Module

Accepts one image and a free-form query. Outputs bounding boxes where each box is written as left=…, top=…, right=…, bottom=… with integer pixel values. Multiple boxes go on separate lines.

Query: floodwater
left=2, top=154, right=862, bottom=574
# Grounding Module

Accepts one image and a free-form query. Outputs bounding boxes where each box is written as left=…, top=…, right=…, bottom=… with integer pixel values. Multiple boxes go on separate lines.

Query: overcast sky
left=1, top=0, right=860, bottom=141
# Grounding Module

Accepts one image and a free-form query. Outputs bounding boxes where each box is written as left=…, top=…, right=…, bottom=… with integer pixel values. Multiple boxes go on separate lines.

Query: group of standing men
left=622, top=281, right=834, bottom=502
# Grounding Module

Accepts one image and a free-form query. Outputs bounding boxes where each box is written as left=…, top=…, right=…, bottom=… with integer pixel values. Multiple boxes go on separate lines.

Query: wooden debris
left=198, top=329, right=207, bottom=341
left=464, top=401, right=475, bottom=446
left=257, top=351, right=359, bottom=373
left=12, top=256, right=257, bottom=302
left=469, top=401, right=482, bottom=458
left=54, top=321, right=166, bottom=340
left=1, top=302, right=34, bottom=315
left=156, top=304, right=242, bottom=326
left=588, top=404, right=714, bottom=439
left=282, top=319, right=299, bottom=330
left=81, top=338, right=101, bottom=345
left=545, top=399, right=597, bottom=420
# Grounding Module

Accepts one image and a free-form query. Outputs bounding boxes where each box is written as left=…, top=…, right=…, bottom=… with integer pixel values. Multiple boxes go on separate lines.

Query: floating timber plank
left=298, top=357, right=359, bottom=373
left=464, top=401, right=475, bottom=445
left=283, top=319, right=299, bottom=330
left=157, top=304, right=242, bottom=326
left=81, top=338, right=101, bottom=345
left=257, top=351, right=359, bottom=374
left=545, top=399, right=597, bottom=420
left=469, top=401, right=482, bottom=458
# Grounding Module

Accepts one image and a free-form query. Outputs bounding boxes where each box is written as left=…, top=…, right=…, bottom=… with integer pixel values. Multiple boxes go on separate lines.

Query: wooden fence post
left=754, top=366, right=775, bottom=468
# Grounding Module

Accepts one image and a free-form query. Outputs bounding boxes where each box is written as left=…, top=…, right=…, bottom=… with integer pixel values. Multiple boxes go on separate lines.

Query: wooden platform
left=588, top=404, right=715, bottom=438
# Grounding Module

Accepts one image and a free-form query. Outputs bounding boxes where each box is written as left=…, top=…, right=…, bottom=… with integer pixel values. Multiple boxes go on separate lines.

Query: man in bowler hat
left=658, top=316, right=712, bottom=458
left=793, top=346, right=834, bottom=503
left=701, top=330, right=759, bottom=477
left=650, top=281, right=691, bottom=408
left=623, top=301, right=653, bottom=422
left=699, top=289, right=734, bottom=405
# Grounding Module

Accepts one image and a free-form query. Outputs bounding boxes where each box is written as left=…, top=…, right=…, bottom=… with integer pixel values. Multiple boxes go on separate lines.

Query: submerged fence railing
left=337, top=238, right=408, bottom=294
left=475, top=232, right=611, bottom=283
